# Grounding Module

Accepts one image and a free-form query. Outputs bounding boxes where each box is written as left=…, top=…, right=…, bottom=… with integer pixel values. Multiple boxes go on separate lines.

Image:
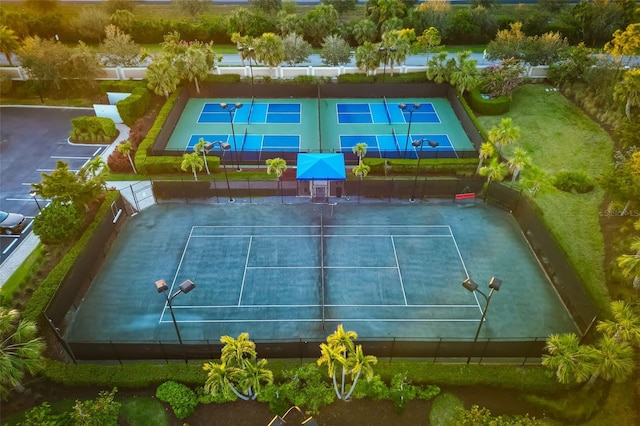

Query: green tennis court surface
left=64, top=203, right=577, bottom=344
left=165, top=98, right=474, bottom=160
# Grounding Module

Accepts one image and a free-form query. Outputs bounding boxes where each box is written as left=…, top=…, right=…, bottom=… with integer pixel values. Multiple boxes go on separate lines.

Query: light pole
left=204, top=140, right=234, bottom=203
left=409, top=139, right=438, bottom=202
left=156, top=279, right=196, bottom=345
left=29, top=191, right=42, bottom=212
left=398, top=103, right=421, bottom=159
left=462, top=276, right=502, bottom=364
left=220, top=102, right=243, bottom=172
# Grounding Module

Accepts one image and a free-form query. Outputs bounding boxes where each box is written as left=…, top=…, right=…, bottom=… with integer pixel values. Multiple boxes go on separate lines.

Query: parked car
left=0, top=210, right=26, bottom=235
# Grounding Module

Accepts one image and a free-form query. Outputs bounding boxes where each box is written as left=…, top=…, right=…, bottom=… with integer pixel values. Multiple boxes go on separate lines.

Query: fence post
left=390, top=337, right=395, bottom=363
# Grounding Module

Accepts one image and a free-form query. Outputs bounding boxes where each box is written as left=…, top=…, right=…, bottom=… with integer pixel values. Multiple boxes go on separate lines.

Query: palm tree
left=220, top=333, right=257, bottom=370
left=355, top=42, right=381, bottom=77
left=476, top=142, right=496, bottom=175
left=327, top=325, right=358, bottom=398
left=202, top=361, right=247, bottom=400
left=0, top=308, right=46, bottom=399
left=181, top=43, right=212, bottom=95
left=238, top=358, right=273, bottom=400
left=583, top=335, right=634, bottom=391
left=317, top=342, right=346, bottom=400
left=520, top=165, right=551, bottom=197
left=488, top=117, right=521, bottom=155
left=479, top=157, right=507, bottom=186
left=254, top=32, right=284, bottom=76
left=0, top=25, right=20, bottom=66
left=352, top=143, right=368, bottom=165
left=613, top=68, right=640, bottom=121
left=146, top=55, right=180, bottom=98
left=450, top=51, right=480, bottom=96
left=596, top=300, right=640, bottom=347
left=507, top=147, right=531, bottom=186
left=541, top=333, right=593, bottom=385
left=353, top=162, right=370, bottom=202
left=181, top=152, right=204, bottom=181
left=116, top=140, right=137, bottom=174
left=343, top=345, right=377, bottom=400
left=617, top=237, right=640, bottom=290
left=194, top=138, right=211, bottom=175
left=266, top=157, right=287, bottom=195
left=82, top=156, right=107, bottom=180
left=380, top=30, right=412, bottom=76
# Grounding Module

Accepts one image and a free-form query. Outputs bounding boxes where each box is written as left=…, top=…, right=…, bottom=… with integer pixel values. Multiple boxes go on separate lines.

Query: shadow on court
left=63, top=202, right=577, bottom=344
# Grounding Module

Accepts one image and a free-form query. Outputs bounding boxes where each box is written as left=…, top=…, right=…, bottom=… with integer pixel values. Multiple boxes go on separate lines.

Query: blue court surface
left=340, top=134, right=454, bottom=159
left=198, top=102, right=302, bottom=124
left=336, top=102, right=440, bottom=125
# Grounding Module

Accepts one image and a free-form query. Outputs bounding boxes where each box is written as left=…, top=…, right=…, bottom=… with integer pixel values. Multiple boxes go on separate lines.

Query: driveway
left=0, top=106, right=107, bottom=263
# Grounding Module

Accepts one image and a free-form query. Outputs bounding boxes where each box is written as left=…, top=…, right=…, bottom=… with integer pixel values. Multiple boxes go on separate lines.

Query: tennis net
left=383, top=96, right=392, bottom=124
left=391, top=127, right=402, bottom=158
left=320, top=212, right=326, bottom=330
left=247, top=96, right=255, bottom=124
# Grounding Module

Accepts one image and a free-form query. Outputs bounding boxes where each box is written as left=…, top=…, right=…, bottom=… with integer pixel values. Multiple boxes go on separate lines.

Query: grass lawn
left=477, top=84, right=613, bottom=310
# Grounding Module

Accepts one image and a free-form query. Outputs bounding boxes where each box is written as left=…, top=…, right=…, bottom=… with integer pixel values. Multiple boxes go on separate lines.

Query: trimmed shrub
left=364, top=157, right=477, bottom=176
left=70, top=116, right=118, bottom=143
left=553, top=170, right=595, bottom=193
left=156, top=381, right=198, bottom=420
left=204, top=74, right=241, bottom=84
left=467, top=88, right=511, bottom=115
left=107, top=149, right=134, bottom=173
left=32, top=201, right=83, bottom=245
left=99, top=80, right=145, bottom=95
left=0, top=71, right=12, bottom=95
left=116, top=86, right=151, bottom=126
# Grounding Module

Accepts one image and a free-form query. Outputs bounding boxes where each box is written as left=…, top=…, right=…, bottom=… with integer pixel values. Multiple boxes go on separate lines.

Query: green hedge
left=99, top=80, right=147, bottom=95
left=69, top=116, right=118, bottom=143
left=116, top=87, right=151, bottom=126
left=135, top=90, right=180, bottom=175
left=364, top=157, right=477, bottom=176
left=204, top=74, right=241, bottom=84
left=23, top=191, right=120, bottom=322
left=468, top=88, right=512, bottom=115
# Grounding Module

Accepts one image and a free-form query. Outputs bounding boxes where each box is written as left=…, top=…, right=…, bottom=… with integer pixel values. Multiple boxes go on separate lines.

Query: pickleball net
left=383, top=96, right=392, bottom=124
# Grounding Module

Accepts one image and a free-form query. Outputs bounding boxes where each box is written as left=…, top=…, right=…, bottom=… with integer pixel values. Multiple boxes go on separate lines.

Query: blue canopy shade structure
left=296, top=153, right=346, bottom=181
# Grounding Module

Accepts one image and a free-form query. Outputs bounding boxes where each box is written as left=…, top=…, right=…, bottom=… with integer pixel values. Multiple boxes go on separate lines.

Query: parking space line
left=51, top=156, right=92, bottom=160
left=37, top=169, right=79, bottom=173
left=2, top=239, right=19, bottom=254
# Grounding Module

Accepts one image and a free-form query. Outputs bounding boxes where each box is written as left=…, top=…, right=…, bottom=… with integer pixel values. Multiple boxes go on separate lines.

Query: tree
left=542, top=333, right=593, bottom=385
left=254, top=32, right=284, bottom=73
left=266, top=157, right=287, bottom=194
left=352, top=19, right=377, bottom=45
left=276, top=11, right=302, bottom=35
left=367, top=0, right=407, bottom=25
left=203, top=361, right=246, bottom=400
left=507, top=147, right=531, bottom=186
left=174, top=0, right=209, bottom=17
left=194, top=138, right=211, bottom=175
left=380, top=29, right=413, bottom=76
left=0, top=25, right=20, bottom=66
left=282, top=33, right=312, bottom=66
left=181, top=42, right=214, bottom=94
left=355, top=42, right=380, bottom=77
left=524, top=31, right=569, bottom=66
left=71, top=388, right=121, bottom=425
left=583, top=335, right=634, bottom=391
left=547, top=43, right=596, bottom=86
left=480, top=58, right=525, bottom=98
left=101, top=24, right=145, bottom=67
left=181, top=152, right=204, bottom=181
left=321, top=0, right=357, bottom=14
left=320, top=35, right=351, bottom=66
left=83, top=156, right=107, bottom=180
left=485, top=22, right=527, bottom=62
left=617, top=237, right=640, bottom=290
left=73, top=7, right=110, bottom=42
left=449, top=50, right=480, bottom=96
left=479, top=157, right=507, bottom=185
left=596, top=300, right=640, bottom=346
left=519, top=165, right=551, bottom=198
left=352, top=143, right=368, bottom=164
left=476, top=141, right=495, bottom=175
left=415, top=27, right=442, bottom=60
left=0, top=307, right=45, bottom=399
left=238, top=358, right=273, bottom=400
left=117, top=140, right=137, bottom=174
left=317, top=342, right=346, bottom=400
left=426, top=51, right=453, bottom=84
left=146, top=55, right=180, bottom=98
left=250, top=0, right=282, bottom=14
left=65, top=41, right=105, bottom=87
left=488, top=117, right=520, bottom=154
left=605, top=23, right=640, bottom=66
left=18, top=36, right=70, bottom=91
left=613, top=68, right=640, bottom=121
left=343, top=344, right=377, bottom=400
left=31, top=160, right=104, bottom=210
left=302, top=4, right=339, bottom=47
left=110, top=9, right=135, bottom=31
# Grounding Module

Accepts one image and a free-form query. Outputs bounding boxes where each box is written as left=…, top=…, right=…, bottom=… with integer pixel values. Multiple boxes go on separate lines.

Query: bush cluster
left=69, top=116, right=118, bottom=144
left=116, top=87, right=151, bottom=126
left=156, top=381, right=199, bottom=420
left=364, top=157, right=477, bottom=176
left=553, top=170, right=595, bottom=193
left=468, top=88, right=512, bottom=115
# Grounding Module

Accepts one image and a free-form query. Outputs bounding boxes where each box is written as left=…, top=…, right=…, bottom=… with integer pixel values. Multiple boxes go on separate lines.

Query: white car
left=0, top=210, right=26, bottom=235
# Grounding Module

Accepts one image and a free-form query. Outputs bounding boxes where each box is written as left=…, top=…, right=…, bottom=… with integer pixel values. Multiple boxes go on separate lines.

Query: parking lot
left=0, top=107, right=107, bottom=264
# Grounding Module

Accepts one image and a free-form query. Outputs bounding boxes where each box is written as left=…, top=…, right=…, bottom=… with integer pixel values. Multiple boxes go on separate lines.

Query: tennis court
left=63, top=202, right=577, bottom=344
left=165, top=98, right=474, bottom=160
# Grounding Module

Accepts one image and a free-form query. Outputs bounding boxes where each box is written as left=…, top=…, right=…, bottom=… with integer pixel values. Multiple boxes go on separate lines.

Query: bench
left=455, top=193, right=476, bottom=202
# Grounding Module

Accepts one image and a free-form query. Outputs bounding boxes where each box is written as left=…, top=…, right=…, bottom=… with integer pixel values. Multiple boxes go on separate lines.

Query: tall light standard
left=409, top=139, right=439, bottom=202
left=204, top=140, right=234, bottom=203
left=29, top=191, right=42, bottom=212
left=220, top=102, right=243, bottom=172
left=398, top=103, right=421, bottom=159
left=462, top=276, right=502, bottom=364
left=156, top=279, right=196, bottom=345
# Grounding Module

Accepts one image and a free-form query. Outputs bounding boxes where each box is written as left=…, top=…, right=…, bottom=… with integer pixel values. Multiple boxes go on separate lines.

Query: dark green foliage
left=364, top=157, right=477, bottom=176
left=32, top=201, right=83, bottom=245
left=204, top=74, right=241, bottom=84
left=70, top=388, right=121, bottom=426
left=23, top=191, right=119, bottom=322
left=388, top=373, right=418, bottom=412
left=69, top=116, right=117, bottom=143
left=468, top=88, right=511, bottom=115
left=156, top=381, right=198, bottom=420
left=258, top=364, right=334, bottom=415
left=553, top=170, right=595, bottom=193
left=524, top=386, right=605, bottom=424
left=0, top=71, right=12, bottom=95
left=456, top=404, right=537, bottom=425
left=116, top=87, right=151, bottom=126
left=98, top=80, right=145, bottom=95
left=250, top=0, right=281, bottom=14
left=351, top=374, right=389, bottom=400
left=20, top=401, right=72, bottom=426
